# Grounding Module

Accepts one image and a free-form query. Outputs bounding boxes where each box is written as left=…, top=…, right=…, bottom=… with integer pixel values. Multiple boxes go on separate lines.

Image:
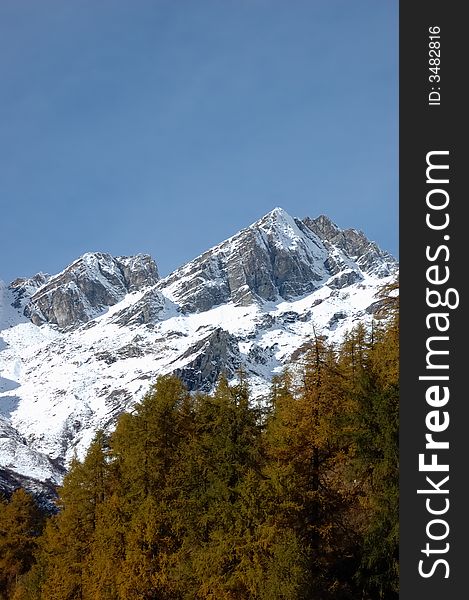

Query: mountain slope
left=0, top=208, right=397, bottom=495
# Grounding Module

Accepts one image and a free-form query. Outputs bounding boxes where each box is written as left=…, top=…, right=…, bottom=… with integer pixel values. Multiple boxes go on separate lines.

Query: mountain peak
left=158, top=207, right=398, bottom=313
left=17, top=253, right=159, bottom=329
left=303, top=215, right=341, bottom=239
left=256, top=207, right=296, bottom=229
left=263, top=206, right=291, bottom=220
left=253, top=207, right=306, bottom=250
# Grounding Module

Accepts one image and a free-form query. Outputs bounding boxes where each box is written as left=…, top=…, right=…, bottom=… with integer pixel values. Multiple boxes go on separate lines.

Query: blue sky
left=0, top=0, right=397, bottom=283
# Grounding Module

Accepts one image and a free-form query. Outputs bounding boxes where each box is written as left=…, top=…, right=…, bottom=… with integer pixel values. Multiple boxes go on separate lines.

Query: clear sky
left=0, top=0, right=398, bottom=283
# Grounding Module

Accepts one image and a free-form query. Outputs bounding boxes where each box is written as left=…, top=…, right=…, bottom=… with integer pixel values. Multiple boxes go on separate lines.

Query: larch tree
left=0, top=489, right=44, bottom=600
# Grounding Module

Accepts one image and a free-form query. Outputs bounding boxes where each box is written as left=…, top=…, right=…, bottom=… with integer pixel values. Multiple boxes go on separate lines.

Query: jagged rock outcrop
left=111, top=287, right=174, bottom=327
left=19, top=253, right=159, bottom=328
left=172, top=328, right=241, bottom=391
left=303, top=215, right=397, bottom=277
left=117, top=255, right=160, bottom=292
left=9, top=273, right=51, bottom=311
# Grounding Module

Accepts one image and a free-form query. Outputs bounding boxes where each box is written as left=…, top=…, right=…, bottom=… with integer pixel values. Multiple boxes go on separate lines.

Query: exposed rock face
left=111, top=288, right=173, bottom=327
left=159, top=208, right=330, bottom=312
left=303, top=215, right=397, bottom=278
left=9, top=273, right=50, bottom=311
left=0, top=468, right=60, bottom=512
left=172, top=328, right=241, bottom=391
left=117, top=255, right=160, bottom=292
left=20, top=253, right=159, bottom=329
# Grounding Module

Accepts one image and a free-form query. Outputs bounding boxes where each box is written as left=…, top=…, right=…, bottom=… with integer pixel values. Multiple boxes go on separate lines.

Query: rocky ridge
left=17, top=253, right=159, bottom=329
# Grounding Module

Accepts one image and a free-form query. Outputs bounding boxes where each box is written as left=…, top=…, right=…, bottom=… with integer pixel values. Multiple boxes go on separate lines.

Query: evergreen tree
left=341, top=283, right=399, bottom=598
left=111, top=375, right=193, bottom=599
left=171, top=377, right=261, bottom=597
left=264, top=335, right=361, bottom=598
left=83, top=493, right=126, bottom=600
left=34, top=431, right=109, bottom=600
left=0, top=489, right=43, bottom=600
left=358, top=316, right=399, bottom=597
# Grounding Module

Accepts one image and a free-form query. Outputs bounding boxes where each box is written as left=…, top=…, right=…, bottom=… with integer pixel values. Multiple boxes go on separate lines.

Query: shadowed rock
left=173, top=328, right=241, bottom=391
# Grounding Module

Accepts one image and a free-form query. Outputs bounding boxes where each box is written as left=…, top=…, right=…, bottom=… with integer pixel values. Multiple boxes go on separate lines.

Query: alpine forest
left=0, top=283, right=398, bottom=600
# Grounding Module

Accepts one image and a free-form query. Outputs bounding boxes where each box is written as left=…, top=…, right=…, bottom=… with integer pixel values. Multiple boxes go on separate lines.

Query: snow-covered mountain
left=0, top=208, right=397, bottom=497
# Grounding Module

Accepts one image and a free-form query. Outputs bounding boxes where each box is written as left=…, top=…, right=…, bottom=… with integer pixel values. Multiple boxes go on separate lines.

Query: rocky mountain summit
left=159, top=208, right=395, bottom=313
left=11, top=253, right=159, bottom=329
left=0, top=208, right=397, bottom=498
